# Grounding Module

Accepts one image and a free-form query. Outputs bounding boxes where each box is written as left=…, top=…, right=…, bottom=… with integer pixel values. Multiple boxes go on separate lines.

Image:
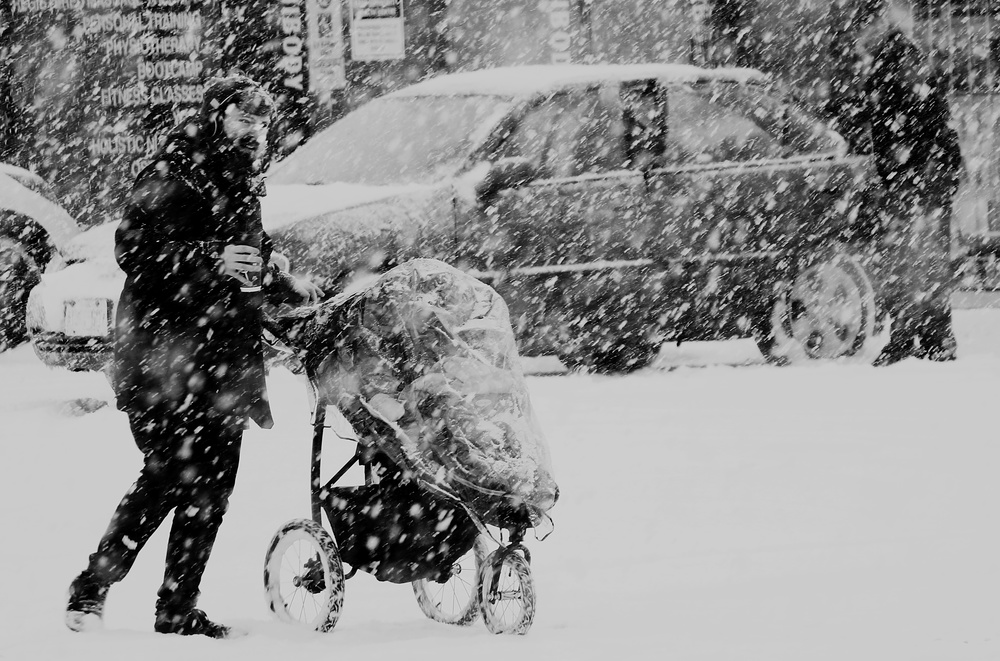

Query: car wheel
left=756, top=251, right=889, bottom=365
left=0, top=235, right=44, bottom=351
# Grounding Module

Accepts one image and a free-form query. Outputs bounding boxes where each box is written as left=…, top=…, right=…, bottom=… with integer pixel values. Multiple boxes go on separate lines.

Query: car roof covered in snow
left=390, top=64, right=767, bottom=99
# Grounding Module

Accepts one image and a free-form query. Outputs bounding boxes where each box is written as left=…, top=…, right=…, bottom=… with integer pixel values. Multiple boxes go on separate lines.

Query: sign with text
left=82, top=0, right=207, bottom=211
left=306, top=0, right=346, bottom=97
left=349, top=0, right=404, bottom=62
left=5, top=0, right=208, bottom=223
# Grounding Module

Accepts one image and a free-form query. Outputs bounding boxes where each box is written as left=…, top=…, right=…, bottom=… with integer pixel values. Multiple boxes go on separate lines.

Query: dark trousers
left=873, top=186, right=958, bottom=359
left=86, top=406, right=244, bottom=613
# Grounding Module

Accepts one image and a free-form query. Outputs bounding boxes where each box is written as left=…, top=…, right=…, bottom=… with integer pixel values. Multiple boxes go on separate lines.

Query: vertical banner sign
left=538, top=0, right=573, bottom=64
left=305, top=0, right=346, bottom=100
left=273, top=0, right=310, bottom=154
left=349, top=0, right=404, bottom=62
left=213, top=0, right=312, bottom=158
left=276, top=0, right=305, bottom=96
left=689, top=0, right=711, bottom=65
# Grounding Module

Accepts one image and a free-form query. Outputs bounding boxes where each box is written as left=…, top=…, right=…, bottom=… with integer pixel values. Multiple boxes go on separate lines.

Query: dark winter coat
left=861, top=28, right=962, bottom=205
left=112, top=123, right=298, bottom=429
left=851, top=28, right=963, bottom=357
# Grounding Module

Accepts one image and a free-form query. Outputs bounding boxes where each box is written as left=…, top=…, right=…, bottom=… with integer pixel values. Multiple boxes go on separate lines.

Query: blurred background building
left=1, top=0, right=999, bottom=271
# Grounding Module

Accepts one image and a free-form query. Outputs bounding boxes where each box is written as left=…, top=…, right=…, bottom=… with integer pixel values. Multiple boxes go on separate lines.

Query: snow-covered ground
left=2, top=310, right=999, bottom=660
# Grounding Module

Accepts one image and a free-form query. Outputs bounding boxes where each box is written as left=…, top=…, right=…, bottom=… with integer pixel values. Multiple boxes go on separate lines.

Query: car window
left=268, top=94, right=513, bottom=186
left=665, top=83, right=784, bottom=164
left=705, top=82, right=840, bottom=156
left=494, top=89, right=618, bottom=177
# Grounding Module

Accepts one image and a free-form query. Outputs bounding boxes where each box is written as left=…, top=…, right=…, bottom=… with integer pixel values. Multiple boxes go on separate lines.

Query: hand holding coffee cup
left=220, top=244, right=263, bottom=292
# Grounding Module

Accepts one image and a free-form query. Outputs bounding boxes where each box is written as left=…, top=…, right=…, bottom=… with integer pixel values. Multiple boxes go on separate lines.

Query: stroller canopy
left=284, top=259, right=558, bottom=528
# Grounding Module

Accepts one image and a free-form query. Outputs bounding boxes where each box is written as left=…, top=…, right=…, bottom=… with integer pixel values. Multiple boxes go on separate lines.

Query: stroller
left=261, top=259, right=559, bottom=635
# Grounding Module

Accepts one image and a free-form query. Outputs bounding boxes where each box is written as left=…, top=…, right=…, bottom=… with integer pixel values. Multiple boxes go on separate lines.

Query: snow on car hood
left=29, top=224, right=125, bottom=336
left=0, top=172, right=80, bottom=251
left=261, top=182, right=434, bottom=233
left=28, top=220, right=123, bottom=331
left=61, top=220, right=119, bottom=265
left=28, top=256, right=125, bottom=334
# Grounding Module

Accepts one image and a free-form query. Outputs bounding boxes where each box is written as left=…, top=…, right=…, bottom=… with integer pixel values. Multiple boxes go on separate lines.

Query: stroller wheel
left=264, top=519, right=345, bottom=632
left=412, top=535, right=487, bottom=625
left=478, top=547, right=535, bottom=635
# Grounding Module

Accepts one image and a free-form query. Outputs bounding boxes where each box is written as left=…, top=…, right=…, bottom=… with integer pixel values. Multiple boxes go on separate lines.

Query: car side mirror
left=475, top=157, right=539, bottom=202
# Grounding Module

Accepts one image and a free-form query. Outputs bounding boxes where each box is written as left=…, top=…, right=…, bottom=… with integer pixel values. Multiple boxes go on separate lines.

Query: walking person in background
left=64, top=74, right=322, bottom=638
left=850, top=0, right=964, bottom=364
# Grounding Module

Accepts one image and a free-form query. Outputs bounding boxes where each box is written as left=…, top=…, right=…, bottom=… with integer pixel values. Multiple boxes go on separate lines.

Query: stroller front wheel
left=412, top=535, right=488, bottom=625
left=478, top=547, right=536, bottom=635
left=264, top=518, right=346, bottom=632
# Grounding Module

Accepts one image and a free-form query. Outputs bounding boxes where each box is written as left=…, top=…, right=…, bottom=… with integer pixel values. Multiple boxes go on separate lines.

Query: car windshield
left=268, top=94, right=513, bottom=186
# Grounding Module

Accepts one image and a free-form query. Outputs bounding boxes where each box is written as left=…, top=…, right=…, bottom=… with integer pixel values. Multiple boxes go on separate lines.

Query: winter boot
left=921, top=336, right=957, bottom=362
left=916, top=312, right=958, bottom=362
left=873, top=334, right=917, bottom=366
left=154, top=608, right=245, bottom=639
left=65, top=570, right=109, bottom=632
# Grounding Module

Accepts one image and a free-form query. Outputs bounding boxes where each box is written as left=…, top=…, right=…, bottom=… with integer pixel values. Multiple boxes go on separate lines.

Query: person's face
left=222, top=104, right=271, bottom=158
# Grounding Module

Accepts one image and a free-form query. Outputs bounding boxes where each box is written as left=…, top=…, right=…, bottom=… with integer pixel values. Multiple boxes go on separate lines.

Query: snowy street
left=2, top=309, right=999, bottom=660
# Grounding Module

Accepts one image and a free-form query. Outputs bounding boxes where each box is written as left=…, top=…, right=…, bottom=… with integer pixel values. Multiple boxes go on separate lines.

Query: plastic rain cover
left=287, top=258, right=558, bottom=529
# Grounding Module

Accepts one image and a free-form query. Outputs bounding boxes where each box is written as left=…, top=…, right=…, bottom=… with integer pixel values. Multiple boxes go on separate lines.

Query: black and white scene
left=1, top=0, right=999, bottom=659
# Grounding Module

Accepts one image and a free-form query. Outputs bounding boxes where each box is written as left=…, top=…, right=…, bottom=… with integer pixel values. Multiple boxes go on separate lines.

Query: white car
left=25, top=221, right=122, bottom=371
left=0, top=163, right=81, bottom=351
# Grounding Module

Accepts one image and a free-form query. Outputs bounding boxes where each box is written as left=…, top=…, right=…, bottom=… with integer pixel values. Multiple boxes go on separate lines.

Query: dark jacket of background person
left=862, top=29, right=962, bottom=207
left=113, top=114, right=301, bottom=429
left=849, top=24, right=963, bottom=362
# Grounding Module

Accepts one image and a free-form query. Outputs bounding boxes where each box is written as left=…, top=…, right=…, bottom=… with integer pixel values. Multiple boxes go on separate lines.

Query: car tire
left=756, top=251, right=889, bottom=365
left=0, top=234, right=45, bottom=351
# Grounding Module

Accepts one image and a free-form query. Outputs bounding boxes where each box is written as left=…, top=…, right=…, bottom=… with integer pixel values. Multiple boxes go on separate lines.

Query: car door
left=644, top=81, right=792, bottom=262
left=458, top=87, right=647, bottom=272
left=455, top=86, right=648, bottom=349
left=642, top=79, right=849, bottom=336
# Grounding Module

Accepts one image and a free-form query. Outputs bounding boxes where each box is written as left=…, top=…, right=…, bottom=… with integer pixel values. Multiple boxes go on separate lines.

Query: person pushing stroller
left=65, top=74, right=322, bottom=638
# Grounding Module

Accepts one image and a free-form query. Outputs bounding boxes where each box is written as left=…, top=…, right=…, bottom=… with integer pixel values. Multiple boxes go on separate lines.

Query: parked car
left=28, top=63, right=888, bottom=373
left=26, top=220, right=121, bottom=371
left=0, top=162, right=81, bottom=351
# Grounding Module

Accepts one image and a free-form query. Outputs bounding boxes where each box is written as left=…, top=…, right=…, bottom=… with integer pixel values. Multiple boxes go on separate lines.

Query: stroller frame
left=261, top=380, right=539, bottom=635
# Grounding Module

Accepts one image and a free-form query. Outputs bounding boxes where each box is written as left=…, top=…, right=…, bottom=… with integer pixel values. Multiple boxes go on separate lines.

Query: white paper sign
left=350, top=0, right=405, bottom=62
left=307, top=0, right=347, bottom=94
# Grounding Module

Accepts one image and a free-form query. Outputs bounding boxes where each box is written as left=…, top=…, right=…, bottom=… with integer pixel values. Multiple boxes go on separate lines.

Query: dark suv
left=29, top=64, right=886, bottom=373
left=266, top=64, right=884, bottom=371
